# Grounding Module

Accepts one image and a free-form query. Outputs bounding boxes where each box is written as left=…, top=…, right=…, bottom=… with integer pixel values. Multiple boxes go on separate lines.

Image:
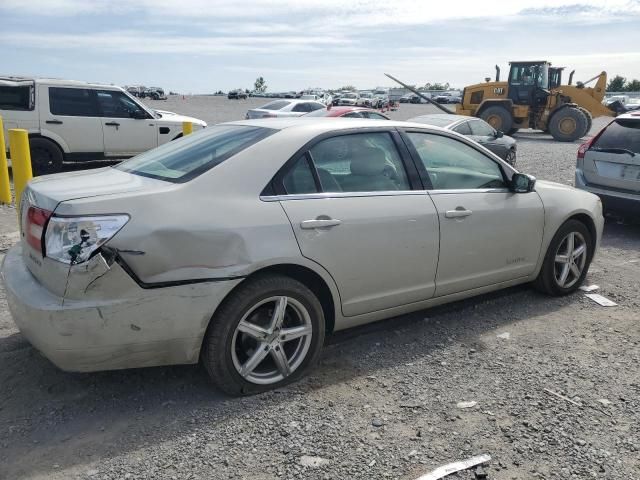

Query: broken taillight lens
left=44, top=215, right=129, bottom=264
left=26, top=206, right=52, bottom=253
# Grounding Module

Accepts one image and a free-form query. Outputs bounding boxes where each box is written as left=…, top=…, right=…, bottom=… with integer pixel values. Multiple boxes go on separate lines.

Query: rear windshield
left=304, top=108, right=332, bottom=117
left=260, top=100, right=291, bottom=110
left=593, top=119, right=640, bottom=154
left=115, top=125, right=275, bottom=182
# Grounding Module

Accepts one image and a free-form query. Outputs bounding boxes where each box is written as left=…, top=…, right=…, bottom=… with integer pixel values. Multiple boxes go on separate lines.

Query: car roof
left=408, top=113, right=471, bottom=127
left=224, top=117, right=446, bottom=133
left=616, top=112, right=640, bottom=120
left=0, top=76, right=122, bottom=89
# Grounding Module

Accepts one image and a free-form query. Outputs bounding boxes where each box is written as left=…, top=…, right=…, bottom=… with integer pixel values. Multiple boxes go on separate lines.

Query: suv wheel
left=202, top=274, right=325, bottom=396
left=29, top=137, right=63, bottom=176
left=534, top=220, right=593, bottom=295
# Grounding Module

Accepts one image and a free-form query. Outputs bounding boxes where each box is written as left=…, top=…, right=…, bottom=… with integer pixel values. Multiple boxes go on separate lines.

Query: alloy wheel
left=553, top=231, right=587, bottom=288
left=231, top=296, right=313, bottom=385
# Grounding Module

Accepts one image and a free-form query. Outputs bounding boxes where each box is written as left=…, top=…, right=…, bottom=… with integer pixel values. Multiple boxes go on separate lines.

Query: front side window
left=261, top=100, right=290, bottom=111
left=0, top=85, right=32, bottom=111
left=469, top=120, right=495, bottom=136
left=96, top=90, right=148, bottom=118
left=407, top=132, right=506, bottom=190
left=363, top=112, right=388, bottom=120
left=116, top=125, right=274, bottom=182
left=342, top=111, right=364, bottom=118
left=49, top=87, right=99, bottom=117
left=307, top=132, right=409, bottom=192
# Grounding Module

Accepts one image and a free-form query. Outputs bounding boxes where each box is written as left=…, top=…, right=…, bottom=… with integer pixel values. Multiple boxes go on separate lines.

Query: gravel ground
left=1, top=96, right=639, bottom=480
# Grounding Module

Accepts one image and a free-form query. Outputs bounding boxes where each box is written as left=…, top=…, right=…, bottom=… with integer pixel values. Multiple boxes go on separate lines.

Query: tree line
left=607, top=75, right=640, bottom=92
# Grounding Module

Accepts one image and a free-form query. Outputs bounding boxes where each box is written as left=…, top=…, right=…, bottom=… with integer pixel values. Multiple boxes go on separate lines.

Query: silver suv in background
left=575, top=112, right=640, bottom=215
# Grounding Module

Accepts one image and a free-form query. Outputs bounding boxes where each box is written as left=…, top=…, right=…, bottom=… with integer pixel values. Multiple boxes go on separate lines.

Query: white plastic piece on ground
left=496, top=332, right=511, bottom=340
left=414, top=454, right=492, bottom=480
left=579, top=284, right=600, bottom=292
left=456, top=401, right=478, bottom=409
left=584, top=293, right=617, bottom=307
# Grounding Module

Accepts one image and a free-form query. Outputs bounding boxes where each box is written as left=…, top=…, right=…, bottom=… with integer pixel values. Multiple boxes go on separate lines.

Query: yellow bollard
left=8, top=129, right=33, bottom=209
left=0, top=117, right=12, bottom=204
left=182, top=121, right=193, bottom=136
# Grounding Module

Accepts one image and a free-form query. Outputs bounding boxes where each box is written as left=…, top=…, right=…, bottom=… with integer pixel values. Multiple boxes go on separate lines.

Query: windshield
left=304, top=108, right=332, bottom=117
left=115, top=125, right=275, bottom=182
left=343, top=93, right=357, bottom=99
left=409, top=116, right=454, bottom=127
left=592, top=119, right=640, bottom=154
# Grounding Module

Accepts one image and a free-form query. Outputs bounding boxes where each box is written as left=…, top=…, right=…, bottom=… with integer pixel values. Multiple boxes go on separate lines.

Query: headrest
left=350, top=147, right=387, bottom=176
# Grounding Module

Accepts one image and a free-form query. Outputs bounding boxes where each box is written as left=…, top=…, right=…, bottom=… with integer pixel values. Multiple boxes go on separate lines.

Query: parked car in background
left=228, top=90, right=248, bottom=100
left=336, top=92, right=360, bottom=106
left=434, top=92, right=461, bottom=104
left=399, top=94, right=412, bottom=103
left=409, top=114, right=517, bottom=165
left=304, top=106, right=390, bottom=119
left=245, top=99, right=325, bottom=118
left=0, top=76, right=206, bottom=175
left=356, top=92, right=374, bottom=107
left=2, top=118, right=603, bottom=396
left=575, top=112, right=640, bottom=215
left=143, top=87, right=167, bottom=100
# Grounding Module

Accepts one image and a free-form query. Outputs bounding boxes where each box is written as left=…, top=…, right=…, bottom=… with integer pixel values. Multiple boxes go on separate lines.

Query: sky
left=1, top=0, right=640, bottom=93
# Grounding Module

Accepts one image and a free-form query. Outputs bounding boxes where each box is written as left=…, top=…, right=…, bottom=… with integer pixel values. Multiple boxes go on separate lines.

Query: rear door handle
left=300, top=218, right=342, bottom=229
left=445, top=208, right=473, bottom=218
left=45, top=120, right=63, bottom=125
left=105, top=122, right=120, bottom=127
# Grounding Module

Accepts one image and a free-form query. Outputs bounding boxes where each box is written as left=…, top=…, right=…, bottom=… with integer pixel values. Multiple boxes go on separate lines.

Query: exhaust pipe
left=495, top=65, right=500, bottom=82
left=568, top=70, right=575, bottom=85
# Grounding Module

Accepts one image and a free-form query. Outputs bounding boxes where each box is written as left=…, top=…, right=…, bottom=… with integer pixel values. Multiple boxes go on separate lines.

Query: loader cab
left=508, top=61, right=551, bottom=106
left=548, top=67, right=564, bottom=89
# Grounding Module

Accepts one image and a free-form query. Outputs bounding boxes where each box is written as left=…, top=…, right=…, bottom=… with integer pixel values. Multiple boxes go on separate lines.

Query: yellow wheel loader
left=455, top=61, right=617, bottom=141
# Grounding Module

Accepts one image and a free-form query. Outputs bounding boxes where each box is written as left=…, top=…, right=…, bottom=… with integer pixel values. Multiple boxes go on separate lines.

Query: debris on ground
left=496, top=332, right=510, bottom=340
left=584, top=293, right=617, bottom=306
left=414, top=453, right=491, bottom=480
left=579, top=284, right=600, bottom=292
left=456, top=401, right=478, bottom=409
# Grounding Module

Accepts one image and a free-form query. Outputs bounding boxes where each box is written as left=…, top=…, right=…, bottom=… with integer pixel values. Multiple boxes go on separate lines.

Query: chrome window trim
left=260, top=187, right=510, bottom=202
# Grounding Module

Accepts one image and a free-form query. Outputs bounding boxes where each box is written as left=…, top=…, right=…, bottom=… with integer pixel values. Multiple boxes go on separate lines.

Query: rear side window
left=469, top=120, right=495, bottom=136
left=261, top=101, right=290, bottom=111
left=0, top=86, right=32, bottom=110
left=116, top=125, right=275, bottom=182
left=452, top=121, right=472, bottom=135
left=593, top=119, right=640, bottom=154
left=49, top=87, right=99, bottom=116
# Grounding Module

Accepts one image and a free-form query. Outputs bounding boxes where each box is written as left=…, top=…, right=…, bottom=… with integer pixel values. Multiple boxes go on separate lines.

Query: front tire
left=548, top=107, right=588, bottom=142
left=534, top=220, right=593, bottom=296
left=28, top=137, right=63, bottom=176
left=480, top=106, right=513, bottom=133
left=202, top=275, right=325, bottom=396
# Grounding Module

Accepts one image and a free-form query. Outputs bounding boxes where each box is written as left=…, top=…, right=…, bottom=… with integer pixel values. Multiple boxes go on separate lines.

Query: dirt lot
left=1, top=97, right=639, bottom=480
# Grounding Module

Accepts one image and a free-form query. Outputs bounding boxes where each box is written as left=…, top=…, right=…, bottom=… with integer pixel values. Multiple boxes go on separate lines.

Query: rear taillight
left=26, top=206, right=52, bottom=253
left=577, top=122, right=610, bottom=159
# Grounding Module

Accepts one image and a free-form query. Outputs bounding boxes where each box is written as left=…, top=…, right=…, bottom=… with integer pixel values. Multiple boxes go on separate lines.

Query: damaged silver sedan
left=2, top=118, right=604, bottom=395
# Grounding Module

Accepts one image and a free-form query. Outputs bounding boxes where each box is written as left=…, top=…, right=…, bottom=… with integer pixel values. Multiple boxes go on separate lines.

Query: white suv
left=0, top=77, right=206, bottom=175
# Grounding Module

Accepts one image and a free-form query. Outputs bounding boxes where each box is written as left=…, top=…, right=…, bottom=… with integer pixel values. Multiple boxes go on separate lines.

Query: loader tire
left=577, top=107, right=593, bottom=136
left=548, top=107, right=588, bottom=142
left=480, top=106, right=513, bottom=133
left=507, top=127, right=519, bottom=135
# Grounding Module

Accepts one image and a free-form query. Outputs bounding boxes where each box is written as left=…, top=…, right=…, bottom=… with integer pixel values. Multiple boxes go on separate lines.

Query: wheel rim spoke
left=572, top=244, right=586, bottom=260
left=270, top=346, right=291, bottom=377
left=240, top=343, right=270, bottom=378
left=555, top=254, right=569, bottom=264
left=270, top=296, right=288, bottom=331
left=558, top=263, right=570, bottom=286
left=570, top=263, right=581, bottom=278
left=237, top=320, right=269, bottom=341
left=280, top=324, right=312, bottom=342
left=565, top=233, right=575, bottom=257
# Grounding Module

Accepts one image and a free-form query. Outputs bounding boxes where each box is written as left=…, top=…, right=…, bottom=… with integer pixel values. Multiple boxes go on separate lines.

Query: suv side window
left=49, top=87, right=99, bottom=117
left=407, top=132, right=506, bottom=190
left=0, top=86, right=32, bottom=111
left=96, top=90, right=148, bottom=118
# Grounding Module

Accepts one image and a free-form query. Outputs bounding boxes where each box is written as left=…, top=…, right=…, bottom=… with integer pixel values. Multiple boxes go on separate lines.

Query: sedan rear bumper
left=1, top=245, right=241, bottom=372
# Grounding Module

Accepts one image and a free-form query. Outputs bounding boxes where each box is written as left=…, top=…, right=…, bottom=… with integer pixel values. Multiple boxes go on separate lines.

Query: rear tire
left=548, top=107, right=588, bottom=142
left=533, top=220, right=593, bottom=296
left=480, top=106, right=513, bottom=133
left=28, top=137, right=63, bottom=176
left=201, top=274, right=325, bottom=396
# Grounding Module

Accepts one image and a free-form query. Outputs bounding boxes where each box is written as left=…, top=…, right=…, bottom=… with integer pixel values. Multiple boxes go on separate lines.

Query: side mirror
left=495, top=130, right=504, bottom=138
left=511, top=173, right=536, bottom=193
left=132, top=109, right=148, bottom=119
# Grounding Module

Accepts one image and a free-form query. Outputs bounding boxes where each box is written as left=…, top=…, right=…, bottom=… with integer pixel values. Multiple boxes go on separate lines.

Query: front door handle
left=445, top=208, right=473, bottom=219
left=105, top=122, right=120, bottom=127
left=46, top=120, right=63, bottom=125
left=300, top=218, right=342, bottom=229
